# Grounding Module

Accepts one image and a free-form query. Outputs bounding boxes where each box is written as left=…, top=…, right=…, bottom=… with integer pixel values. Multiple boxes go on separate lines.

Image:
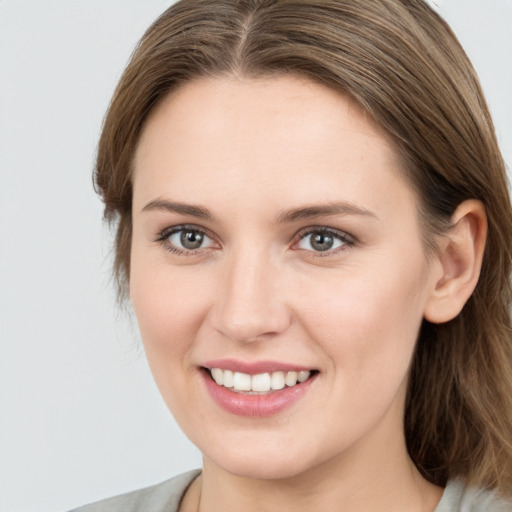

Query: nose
left=212, top=249, right=292, bottom=343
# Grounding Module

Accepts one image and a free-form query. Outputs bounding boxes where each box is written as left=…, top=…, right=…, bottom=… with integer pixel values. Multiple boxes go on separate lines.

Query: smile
left=200, top=364, right=318, bottom=417
left=209, top=368, right=312, bottom=394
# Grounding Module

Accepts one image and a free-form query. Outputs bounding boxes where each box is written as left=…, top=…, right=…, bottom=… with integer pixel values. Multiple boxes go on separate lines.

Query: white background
left=0, top=1, right=510, bottom=511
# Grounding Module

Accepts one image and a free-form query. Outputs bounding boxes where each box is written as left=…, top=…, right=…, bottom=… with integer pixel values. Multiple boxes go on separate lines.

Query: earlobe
left=424, top=200, right=487, bottom=324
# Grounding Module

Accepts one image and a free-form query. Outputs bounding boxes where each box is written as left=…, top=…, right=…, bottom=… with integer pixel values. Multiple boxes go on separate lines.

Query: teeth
left=209, top=368, right=312, bottom=393
left=233, top=372, right=252, bottom=391
left=285, top=371, right=298, bottom=387
left=271, top=371, right=285, bottom=390
left=298, top=370, right=310, bottom=383
left=223, top=370, right=234, bottom=388
left=211, top=368, right=224, bottom=385
left=252, top=373, right=271, bottom=392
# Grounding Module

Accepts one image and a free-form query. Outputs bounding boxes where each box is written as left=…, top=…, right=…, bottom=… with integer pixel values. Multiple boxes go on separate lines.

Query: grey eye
left=169, top=229, right=212, bottom=250
left=181, top=230, right=204, bottom=249
left=311, top=233, right=334, bottom=251
left=298, top=230, right=345, bottom=252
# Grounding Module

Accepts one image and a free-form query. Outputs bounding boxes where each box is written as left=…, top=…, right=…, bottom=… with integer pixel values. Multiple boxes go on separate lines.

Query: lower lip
left=200, top=369, right=316, bottom=417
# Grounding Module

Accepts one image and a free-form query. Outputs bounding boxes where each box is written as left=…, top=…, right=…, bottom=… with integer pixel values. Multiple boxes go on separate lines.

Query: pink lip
left=200, top=367, right=317, bottom=418
left=203, top=359, right=314, bottom=374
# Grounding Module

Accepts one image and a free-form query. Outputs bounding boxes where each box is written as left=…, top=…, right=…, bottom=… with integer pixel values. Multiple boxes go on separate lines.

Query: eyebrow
left=141, top=199, right=378, bottom=223
left=275, top=202, right=378, bottom=224
left=141, top=199, right=213, bottom=220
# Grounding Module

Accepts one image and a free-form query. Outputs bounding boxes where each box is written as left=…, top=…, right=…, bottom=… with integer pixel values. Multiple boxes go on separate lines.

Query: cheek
left=129, top=262, right=215, bottom=424
left=129, top=254, right=210, bottom=367
left=295, top=259, right=430, bottom=388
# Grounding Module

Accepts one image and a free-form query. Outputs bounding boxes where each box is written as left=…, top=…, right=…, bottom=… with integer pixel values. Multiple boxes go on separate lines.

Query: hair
left=95, top=0, right=512, bottom=496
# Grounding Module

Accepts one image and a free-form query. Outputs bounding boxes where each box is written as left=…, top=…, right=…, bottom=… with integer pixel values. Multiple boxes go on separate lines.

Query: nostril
left=213, top=306, right=292, bottom=344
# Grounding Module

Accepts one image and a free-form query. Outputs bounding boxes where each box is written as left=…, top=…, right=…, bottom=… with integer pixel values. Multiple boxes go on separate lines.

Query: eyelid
left=291, top=226, right=356, bottom=254
left=153, top=223, right=355, bottom=257
left=155, top=224, right=220, bottom=255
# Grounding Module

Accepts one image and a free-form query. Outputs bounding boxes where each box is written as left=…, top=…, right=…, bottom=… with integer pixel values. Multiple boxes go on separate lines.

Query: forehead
left=132, top=75, right=413, bottom=218
left=135, top=74, right=396, bottom=166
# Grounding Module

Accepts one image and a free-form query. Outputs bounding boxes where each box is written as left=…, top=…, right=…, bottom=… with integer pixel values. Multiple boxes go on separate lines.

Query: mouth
left=205, top=367, right=316, bottom=395
left=199, top=364, right=318, bottom=417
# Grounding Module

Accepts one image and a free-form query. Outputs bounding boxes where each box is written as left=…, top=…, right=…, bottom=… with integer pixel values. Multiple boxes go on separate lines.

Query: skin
left=130, top=75, right=485, bottom=512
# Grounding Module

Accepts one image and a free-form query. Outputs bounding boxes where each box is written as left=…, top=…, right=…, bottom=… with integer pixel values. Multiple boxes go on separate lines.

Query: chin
left=215, top=454, right=313, bottom=481
left=199, top=432, right=329, bottom=481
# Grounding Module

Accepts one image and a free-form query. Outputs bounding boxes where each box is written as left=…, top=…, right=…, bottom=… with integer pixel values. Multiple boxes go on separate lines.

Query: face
left=130, top=76, right=441, bottom=481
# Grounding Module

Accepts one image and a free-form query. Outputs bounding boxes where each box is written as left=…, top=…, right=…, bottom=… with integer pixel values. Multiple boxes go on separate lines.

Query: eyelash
left=293, top=227, right=356, bottom=256
left=155, top=225, right=217, bottom=256
left=154, top=225, right=356, bottom=257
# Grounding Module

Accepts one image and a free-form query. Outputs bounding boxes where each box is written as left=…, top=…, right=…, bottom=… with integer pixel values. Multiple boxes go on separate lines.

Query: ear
left=424, top=199, right=487, bottom=324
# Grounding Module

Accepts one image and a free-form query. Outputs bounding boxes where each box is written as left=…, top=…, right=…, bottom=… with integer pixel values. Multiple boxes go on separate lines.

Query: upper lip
left=202, top=359, right=316, bottom=374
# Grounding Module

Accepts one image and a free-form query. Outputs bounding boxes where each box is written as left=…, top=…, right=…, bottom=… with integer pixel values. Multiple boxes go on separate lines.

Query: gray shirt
left=70, top=470, right=511, bottom=511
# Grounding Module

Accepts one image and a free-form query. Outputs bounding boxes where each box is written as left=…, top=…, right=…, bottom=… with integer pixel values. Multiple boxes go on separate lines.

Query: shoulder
left=435, top=478, right=512, bottom=512
left=68, top=470, right=201, bottom=512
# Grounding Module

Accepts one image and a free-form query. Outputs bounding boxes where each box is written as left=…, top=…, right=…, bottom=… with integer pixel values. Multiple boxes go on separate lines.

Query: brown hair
left=95, top=0, right=512, bottom=495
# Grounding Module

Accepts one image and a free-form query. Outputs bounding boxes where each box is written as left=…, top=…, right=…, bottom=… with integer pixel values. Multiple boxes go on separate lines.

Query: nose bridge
left=214, top=245, right=290, bottom=343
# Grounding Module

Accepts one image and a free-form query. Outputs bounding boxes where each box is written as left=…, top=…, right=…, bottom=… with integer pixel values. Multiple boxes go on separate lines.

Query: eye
left=295, top=228, right=353, bottom=253
left=157, top=226, right=216, bottom=254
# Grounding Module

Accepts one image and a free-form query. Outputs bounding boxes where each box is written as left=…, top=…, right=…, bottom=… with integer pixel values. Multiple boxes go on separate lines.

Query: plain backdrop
left=0, top=1, right=511, bottom=511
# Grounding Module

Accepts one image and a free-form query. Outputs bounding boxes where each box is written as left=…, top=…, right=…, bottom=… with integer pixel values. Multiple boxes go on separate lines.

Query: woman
left=72, top=0, right=512, bottom=510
